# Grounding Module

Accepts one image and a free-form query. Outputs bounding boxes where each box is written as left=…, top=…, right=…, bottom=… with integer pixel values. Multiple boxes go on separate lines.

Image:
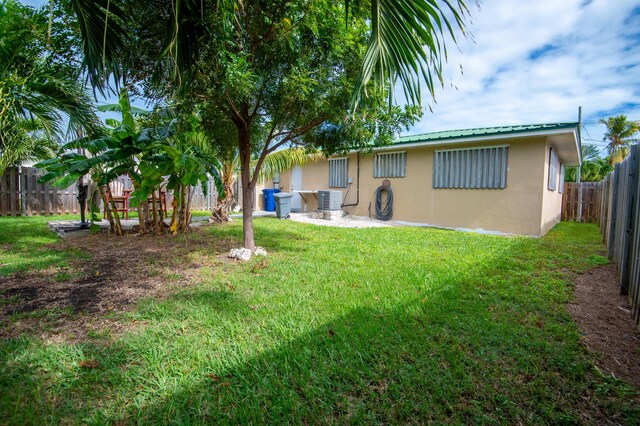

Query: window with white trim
left=433, top=145, right=508, bottom=189
left=559, top=162, right=565, bottom=194
left=328, top=157, right=348, bottom=188
left=374, top=151, right=406, bottom=178
left=548, top=148, right=559, bottom=191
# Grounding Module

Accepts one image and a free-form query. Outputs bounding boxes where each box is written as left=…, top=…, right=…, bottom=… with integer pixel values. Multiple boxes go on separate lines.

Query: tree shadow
left=2, top=223, right=629, bottom=424
left=111, top=227, right=624, bottom=424
left=208, top=217, right=316, bottom=253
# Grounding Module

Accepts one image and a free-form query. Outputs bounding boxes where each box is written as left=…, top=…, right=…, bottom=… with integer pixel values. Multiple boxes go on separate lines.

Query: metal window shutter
left=374, top=152, right=406, bottom=178
left=433, top=146, right=508, bottom=189
left=329, top=158, right=348, bottom=188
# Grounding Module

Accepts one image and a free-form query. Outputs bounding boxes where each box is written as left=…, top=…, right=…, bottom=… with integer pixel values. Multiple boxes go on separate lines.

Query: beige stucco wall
left=540, top=140, right=564, bottom=234
left=278, top=136, right=569, bottom=236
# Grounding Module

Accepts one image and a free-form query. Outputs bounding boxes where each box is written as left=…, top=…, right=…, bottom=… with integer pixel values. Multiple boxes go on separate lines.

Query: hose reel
left=374, top=180, right=393, bottom=221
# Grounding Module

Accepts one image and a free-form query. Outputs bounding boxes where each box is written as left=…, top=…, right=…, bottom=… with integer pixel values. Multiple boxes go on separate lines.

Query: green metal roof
left=393, top=122, right=579, bottom=146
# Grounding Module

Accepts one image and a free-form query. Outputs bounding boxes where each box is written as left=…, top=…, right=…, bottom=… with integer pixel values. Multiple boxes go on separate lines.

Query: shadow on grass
left=208, top=217, right=317, bottom=253
left=3, top=223, right=635, bottom=424
left=121, top=224, right=635, bottom=424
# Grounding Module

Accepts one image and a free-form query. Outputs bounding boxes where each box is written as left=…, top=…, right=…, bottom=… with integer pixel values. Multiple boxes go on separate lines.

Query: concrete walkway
left=48, top=211, right=276, bottom=238
left=230, top=211, right=276, bottom=219
left=48, top=216, right=210, bottom=238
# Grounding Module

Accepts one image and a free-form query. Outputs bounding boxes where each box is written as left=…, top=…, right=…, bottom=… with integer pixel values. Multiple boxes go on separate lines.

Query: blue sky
left=417, top=0, right=640, bottom=156
left=22, top=0, right=640, bottom=156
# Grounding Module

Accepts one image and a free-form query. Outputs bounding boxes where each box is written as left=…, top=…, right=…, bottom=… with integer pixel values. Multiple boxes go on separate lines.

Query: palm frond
left=1, top=61, right=99, bottom=172
left=581, top=143, right=600, bottom=162
left=352, top=0, right=469, bottom=109
left=97, top=103, right=149, bottom=115
left=156, top=0, right=208, bottom=91
left=9, top=65, right=100, bottom=140
left=0, top=119, right=58, bottom=174
left=69, top=0, right=128, bottom=94
left=254, top=148, right=322, bottom=183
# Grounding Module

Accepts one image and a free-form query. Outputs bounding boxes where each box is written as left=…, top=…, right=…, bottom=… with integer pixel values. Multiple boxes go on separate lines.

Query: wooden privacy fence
left=0, top=167, right=218, bottom=217
left=594, top=144, right=640, bottom=328
left=562, top=182, right=604, bottom=223
left=110, top=175, right=218, bottom=212
left=1, top=167, right=85, bottom=216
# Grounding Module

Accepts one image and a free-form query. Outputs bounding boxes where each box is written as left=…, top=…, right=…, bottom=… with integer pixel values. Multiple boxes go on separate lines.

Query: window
left=433, top=145, right=508, bottom=189
left=548, top=148, right=559, bottom=191
left=559, top=162, right=565, bottom=194
left=329, top=158, right=348, bottom=188
left=374, top=151, right=406, bottom=178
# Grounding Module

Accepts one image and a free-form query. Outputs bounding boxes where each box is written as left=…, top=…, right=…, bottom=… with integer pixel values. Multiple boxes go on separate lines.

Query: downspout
left=341, top=153, right=360, bottom=208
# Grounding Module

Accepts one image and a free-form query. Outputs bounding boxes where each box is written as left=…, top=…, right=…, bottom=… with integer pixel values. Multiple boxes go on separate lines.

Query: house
left=273, top=123, right=581, bottom=236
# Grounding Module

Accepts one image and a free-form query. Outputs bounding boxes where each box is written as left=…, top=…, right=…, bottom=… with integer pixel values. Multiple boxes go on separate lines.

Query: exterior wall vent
left=317, top=190, right=342, bottom=210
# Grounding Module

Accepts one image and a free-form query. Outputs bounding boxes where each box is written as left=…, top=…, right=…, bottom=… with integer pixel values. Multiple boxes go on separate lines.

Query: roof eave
left=360, top=127, right=581, bottom=166
left=548, top=127, right=581, bottom=167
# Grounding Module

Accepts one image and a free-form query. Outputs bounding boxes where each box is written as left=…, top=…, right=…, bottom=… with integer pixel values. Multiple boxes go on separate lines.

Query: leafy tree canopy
left=565, top=143, right=613, bottom=183
left=179, top=1, right=423, bottom=248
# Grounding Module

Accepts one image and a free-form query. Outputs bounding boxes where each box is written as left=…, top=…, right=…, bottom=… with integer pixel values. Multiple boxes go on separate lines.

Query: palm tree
left=599, top=115, right=640, bottom=165
left=66, top=0, right=468, bottom=108
left=0, top=0, right=98, bottom=174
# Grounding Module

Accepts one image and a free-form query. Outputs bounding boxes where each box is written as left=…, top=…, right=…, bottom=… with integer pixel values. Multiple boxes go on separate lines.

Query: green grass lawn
left=0, top=217, right=638, bottom=424
left=0, top=215, right=86, bottom=276
left=0, top=211, right=210, bottom=276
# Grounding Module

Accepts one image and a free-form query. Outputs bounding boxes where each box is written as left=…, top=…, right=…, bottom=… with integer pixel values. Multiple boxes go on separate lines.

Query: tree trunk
left=178, top=183, right=188, bottom=231
left=238, top=125, right=255, bottom=251
left=212, top=176, right=235, bottom=222
left=131, top=181, right=145, bottom=233
left=140, top=200, right=150, bottom=233
left=151, top=191, right=159, bottom=233
left=137, top=205, right=146, bottom=233
left=158, top=192, right=164, bottom=221
left=186, top=185, right=193, bottom=227
left=169, top=196, right=179, bottom=235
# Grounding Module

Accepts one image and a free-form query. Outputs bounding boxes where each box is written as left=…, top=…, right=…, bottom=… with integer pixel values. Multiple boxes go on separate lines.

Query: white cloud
left=408, top=0, right=640, bottom=156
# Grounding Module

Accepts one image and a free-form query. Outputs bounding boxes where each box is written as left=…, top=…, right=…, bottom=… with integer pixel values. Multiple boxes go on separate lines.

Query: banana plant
left=36, top=134, right=131, bottom=235
left=162, top=134, right=223, bottom=234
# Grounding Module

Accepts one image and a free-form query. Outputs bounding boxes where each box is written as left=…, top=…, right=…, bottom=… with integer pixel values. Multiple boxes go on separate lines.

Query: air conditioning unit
left=317, top=190, right=342, bottom=210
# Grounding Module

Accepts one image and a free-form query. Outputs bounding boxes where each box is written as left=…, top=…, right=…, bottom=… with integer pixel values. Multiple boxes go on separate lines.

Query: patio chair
left=104, top=182, right=132, bottom=220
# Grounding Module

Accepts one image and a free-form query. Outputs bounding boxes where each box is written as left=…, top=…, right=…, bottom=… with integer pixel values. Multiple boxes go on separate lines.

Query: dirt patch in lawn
left=568, top=263, right=640, bottom=388
left=0, top=226, right=239, bottom=341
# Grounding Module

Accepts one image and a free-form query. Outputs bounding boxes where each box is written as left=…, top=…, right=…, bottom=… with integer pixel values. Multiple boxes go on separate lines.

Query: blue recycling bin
left=262, top=188, right=281, bottom=212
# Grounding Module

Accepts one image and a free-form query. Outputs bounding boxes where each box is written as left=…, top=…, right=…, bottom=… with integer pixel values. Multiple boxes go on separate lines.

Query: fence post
left=620, top=145, right=639, bottom=294
left=601, top=177, right=608, bottom=241
left=630, top=152, right=640, bottom=323
left=577, top=183, right=583, bottom=222
left=0, top=171, right=5, bottom=215
left=609, top=166, right=620, bottom=260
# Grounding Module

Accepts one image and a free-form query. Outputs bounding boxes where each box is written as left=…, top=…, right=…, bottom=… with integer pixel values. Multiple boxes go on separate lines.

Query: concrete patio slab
left=48, top=216, right=210, bottom=238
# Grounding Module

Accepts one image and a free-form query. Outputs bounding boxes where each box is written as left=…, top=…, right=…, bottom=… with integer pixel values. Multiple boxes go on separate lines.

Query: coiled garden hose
left=375, top=185, right=393, bottom=221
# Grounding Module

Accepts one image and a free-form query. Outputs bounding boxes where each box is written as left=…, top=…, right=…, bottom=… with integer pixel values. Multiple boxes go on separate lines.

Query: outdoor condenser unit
left=317, top=190, right=342, bottom=210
